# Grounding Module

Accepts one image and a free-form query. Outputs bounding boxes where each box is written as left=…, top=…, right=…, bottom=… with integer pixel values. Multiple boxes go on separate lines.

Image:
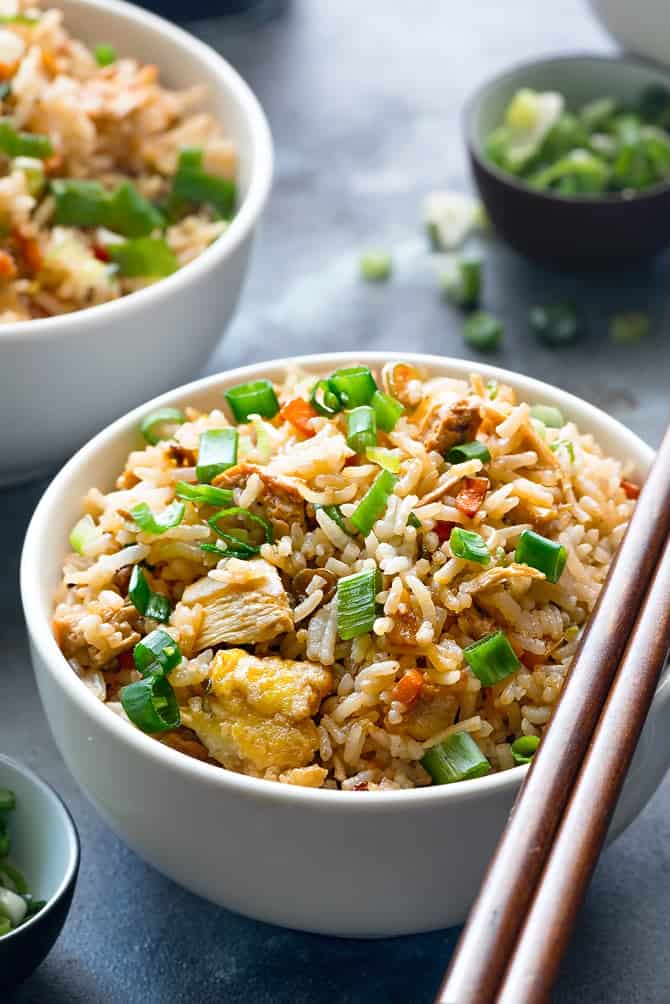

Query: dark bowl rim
left=0, top=754, right=80, bottom=945
left=463, top=50, right=670, bottom=206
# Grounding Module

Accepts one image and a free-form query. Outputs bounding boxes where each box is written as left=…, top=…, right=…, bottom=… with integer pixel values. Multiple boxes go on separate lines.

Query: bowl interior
left=0, top=757, right=77, bottom=913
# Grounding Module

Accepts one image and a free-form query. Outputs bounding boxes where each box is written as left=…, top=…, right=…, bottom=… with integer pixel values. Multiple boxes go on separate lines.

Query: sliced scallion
left=328, top=366, right=377, bottom=408
left=131, top=500, right=185, bottom=535
left=69, top=514, right=98, bottom=555
left=529, top=303, right=581, bottom=346
left=511, top=734, right=541, bottom=765
left=0, top=119, right=51, bottom=159
left=108, top=237, right=177, bottom=277
left=550, top=439, right=575, bottom=462
left=347, top=406, right=377, bottom=453
left=209, top=506, right=273, bottom=544
left=316, top=504, right=353, bottom=535
left=350, top=469, right=398, bottom=537
left=128, top=566, right=171, bottom=623
left=609, top=311, right=650, bottom=344
left=370, top=389, right=404, bottom=432
left=365, top=446, right=402, bottom=473
left=140, top=407, right=185, bottom=445
left=407, top=512, right=422, bottom=529
left=200, top=537, right=259, bottom=559
left=463, top=311, right=503, bottom=351
left=0, top=789, right=15, bottom=812
left=515, top=529, right=567, bottom=583
left=529, top=404, right=564, bottom=428
left=421, top=732, right=491, bottom=784
left=310, top=379, right=342, bottom=416
left=196, top=428, right=238, bottom=483
left=174, top=482, right=234, bottom=506
left=336, top=565, right=381, bottom=640
left=463, top=630, right=520, bottom=686
left=172, top=147, right=236, bottom=220
left=133, top=628, right=181, bottom=677
left=441, top=256, right=482, bottom=309
left=447, top=440, right=490, bottom=464
left=121, top=673, right=180, bottom=733
left=359, top=249, right=392, bottom=282
left=449, top=527, right=490, bottom=565
left=225, top=379, right=279, bottom=422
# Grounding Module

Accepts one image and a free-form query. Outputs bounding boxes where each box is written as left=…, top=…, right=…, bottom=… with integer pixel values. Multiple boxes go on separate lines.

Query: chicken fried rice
left=53, top=362, right=639, bottom=791
left=0, top=2, right=236, bottom=321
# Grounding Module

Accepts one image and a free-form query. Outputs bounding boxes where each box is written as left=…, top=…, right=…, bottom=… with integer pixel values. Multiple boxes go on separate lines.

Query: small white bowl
left=0, top=0, right=272, bottom=487
left=20, top=353, right=670, bottom=938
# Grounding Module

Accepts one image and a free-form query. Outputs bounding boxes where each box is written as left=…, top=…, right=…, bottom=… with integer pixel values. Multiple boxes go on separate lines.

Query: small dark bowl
left=0, top=755, right=79, bottom=992
left=465, top=54, right=670, bottom=266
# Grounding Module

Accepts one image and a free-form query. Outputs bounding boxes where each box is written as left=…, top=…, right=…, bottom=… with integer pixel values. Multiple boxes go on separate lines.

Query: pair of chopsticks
left=435, top=425, right=670, bottom=1004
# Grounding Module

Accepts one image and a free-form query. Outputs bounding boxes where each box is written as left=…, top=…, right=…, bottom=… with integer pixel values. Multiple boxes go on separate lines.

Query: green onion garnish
left=347, top=406, right=377, bottom=453
left=209, top=506, right=273, bottom=544
left=463, top=630, right=520, bottom=686
left=328, top=366, right=378, bottom=408
left=0, top=789, right=15, bottom=812
left=529, top=404, right=564, bottom=428
left=609, top=311, right=650, bottom=344
left=172, top=147, right=236, bottom=220
left=310, top=379, right=342, bottom=416
left=52, top=179, right=164, bottom=237
left=196, top=428, right=238, bottom=483
left=94, top=43, right=116, bottom=66
left=121, top=673, right=180, bottom=733
left=350, top=469, right=398, bottom=537
left=128, top=567, right=171, bottom=623
left=449, top=527, right=490, bottom=565
left=69, top=514, right=98, bottom=555
left=359, top=249, right=393, bottom=282
left=131, top=500, right=185, bottom=536
left=365, top=446, right=402, bottom=473
left=0, top=119, right=52, bottom=159
left=174, top=482, right=234, bottom=506
left=108, top=237, right=177, bottom=277
left=407, top=512, right=422, bottom=529
left=0, top=917, right=10, bottom=937
left=200, top=537, right=259, bottom=559
left=529, top=303, right=581, bottom=346
left=463, top=311, right=503, bottom=352
left=133, top=628, right=181, bottom=677
left=550, top=439, right=575, bottom=462
left=515, top=529, right=567, bottom=583
left=370, top=389, right=404, bottom=432
left=421, top=732, right=491, bottom=784
left=316, top=504, right=353, bottom=535
left=511, top=734, right=541, bottom=765
left=225, top=379, right=279, bottom=422
left=447, top=440, right=490, bottom=464
left=336, top=565, right=381, bottom=640
left=140, top=407, right=185, bottom=445
left=441, top=256, right=482, bottom=308
left=0, top=861, right=27, bottom=896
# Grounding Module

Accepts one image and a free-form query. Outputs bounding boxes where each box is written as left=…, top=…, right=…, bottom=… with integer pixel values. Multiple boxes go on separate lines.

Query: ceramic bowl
left=0, top=0, right=273, bottom=488
left=0, top=755, right=79, bottom=989
left=465, top=54, right=670, bottom=265
left=20, top=353, right=670, bottom=938
left=589, top=0, right=670, bottom=68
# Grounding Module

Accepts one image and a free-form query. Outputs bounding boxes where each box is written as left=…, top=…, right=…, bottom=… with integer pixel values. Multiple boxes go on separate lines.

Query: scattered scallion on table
left=336, top=565, right=381, bottom=640
left=529, top=303, right=581, bottom=346
left=441, top=256, right=482, bottom=308
left=609, top=311, right=650, bottom=344
left=463, top=311, right=503, bottom=352
left=463, top=630, right=520, bottom=685
left=359, top=249, right=393, bottom=282
left=421, top=732, right=491, bottom=784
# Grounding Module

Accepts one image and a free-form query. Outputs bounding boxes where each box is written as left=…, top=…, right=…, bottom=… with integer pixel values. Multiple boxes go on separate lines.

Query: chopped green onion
left=370, top=389, right=404, bottom=432
left=609, top=311, right=650, bottom=344
left=0, top=862, right=27, bottom=896
left=310, top=379, right=342, bottom=416
left=172, top=147, right=236, bottom=219
left=486, top=379, right=499, bottom=400
left=0, top=916, right=11, bottom=936
left=174, top=482, right=234, bottom=506
left=447, top=440, right=490, bottom=464
left=140, top=407, right=185, bottom=445
left=449, top=527, right=490, bottom=565
left=579, top=96, right=618, bottom=131
left=350, top=469, right=398, bottom=537
left=359, top=249, right=392, bottom=282
left=196, top=428, right=238, bottom=483
left=441, top=256, right=482, bottom=309
left=209, top=506, right=273, bottom=544
left=463, top=630, right=520, bottom=686
left=0, top=119, right=51, bottom=159
left=365, top=446, right=402, bottom=473
left=328, top=366, right=377, bottom=408
left=0, top=789, right=15, bottom=812
left=200, top=536, right=259, bottom=559
left=0, top=14, right=40, bottom=24
left=511, top=734, right=541, bottom=765
left=0, top=823, right=8, bottom=859
left=421, top=732, right=491, bottom=784
left=128, top=566, right=171, bottom=623
left=108, top=237, right=177, bottom=277
left=94, top=43, right=116, bottom=67
left=529, top=304, right=581, bottom=346
left=515, top=529, right=567, bottom=583
left=316, top=504, right=353, bottom=535
left=407, top=512, right=422, bottom=530
left=23, top=896, right=46, bottom=917
left=69, top=514, right=98, bottom=555
left=52, top=179, right=164, bottom=236
left=131, top=500, right=184, bottom=536
left=463, top=311, right=503, bottom=352
left=347, top=406, right=377, bottom=453
left=336, top=565, right=381, bottom=640
left=550, top=439, right=575, bottom=462
left=133, top=628, right=181, bottom=677
left=121, top=673, right=180, bottom=733
left=225, top=379, right=279, bottom=422
left=529, top=404, right=564, bottom=428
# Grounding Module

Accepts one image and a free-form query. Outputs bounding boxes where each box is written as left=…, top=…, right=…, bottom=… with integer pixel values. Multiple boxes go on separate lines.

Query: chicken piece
left=459, top=563, right=545, bottom=595
left=213, top=462, right=306, bottom=532
left=179, top=558, right=293, bottom=652
left=414, top=397, right=480, bottom=455
left=183, top=648, right=333, bottom=774
left=387, top=608, right=421, bottom=648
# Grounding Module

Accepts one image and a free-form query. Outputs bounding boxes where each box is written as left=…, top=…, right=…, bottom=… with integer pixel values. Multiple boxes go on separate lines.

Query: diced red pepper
left=12, top=228, right=42, bottom=274
left=118, top=650, right=135, bottom=671
left=621, top=479, right=640, bottom=500
left=434, top=520, right=457, bottom=543
left=279, top=397, right=318, bottom=437
left=92, top=243, right=111, bottom=263
left=455, top=477, right=489, bottom=517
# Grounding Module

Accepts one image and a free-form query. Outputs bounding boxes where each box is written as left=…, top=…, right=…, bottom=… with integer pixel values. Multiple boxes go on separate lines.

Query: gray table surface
left=4, top=1, right=670, bottom=1001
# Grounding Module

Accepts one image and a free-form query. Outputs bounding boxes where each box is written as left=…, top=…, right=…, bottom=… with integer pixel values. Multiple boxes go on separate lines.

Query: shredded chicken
left=459, top=564, right=545, bottom=595
left=213, top=462, right=307, bottom=532
left=413, top=396, right=480, bottom=455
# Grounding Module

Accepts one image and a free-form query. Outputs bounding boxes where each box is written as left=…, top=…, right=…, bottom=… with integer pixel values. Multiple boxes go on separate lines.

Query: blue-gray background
left=4, top=2, right=670, bottom=1001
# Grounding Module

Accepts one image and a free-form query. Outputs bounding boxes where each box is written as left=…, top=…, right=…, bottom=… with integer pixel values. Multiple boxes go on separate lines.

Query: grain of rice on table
left=0, top=1, right=236, bottom=321
left=53, top=362, right=637, bottom=791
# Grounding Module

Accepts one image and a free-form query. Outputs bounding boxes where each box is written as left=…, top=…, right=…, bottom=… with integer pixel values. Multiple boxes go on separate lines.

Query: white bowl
left=589, top=0, right=670, bottom=68
left=0, top=0, right=272, bottom=487
left=20, top=352, right=670, bottom=938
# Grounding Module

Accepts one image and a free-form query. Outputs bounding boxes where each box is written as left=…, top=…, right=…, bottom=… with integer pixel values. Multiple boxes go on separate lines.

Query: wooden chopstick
left=496, top=530, right=670, bottom=1003
left=436, top=425, right=670, bottom=1004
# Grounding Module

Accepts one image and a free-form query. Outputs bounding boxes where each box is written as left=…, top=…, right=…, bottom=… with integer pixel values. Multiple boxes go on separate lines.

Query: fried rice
left=0, top=1, right=235, bottom=321
left=53, top=362, right=638, bottom=791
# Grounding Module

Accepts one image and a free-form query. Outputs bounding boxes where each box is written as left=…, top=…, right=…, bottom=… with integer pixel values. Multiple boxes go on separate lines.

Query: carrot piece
left=43, top=153, right=63, bottom=176
left=0, top=249, right=17, bottom=279
left=92, top=243, right=110, bottom=263
left=391, top=668, right=424, bottom=707
left=455, top=477, right=489, bottom=517
left=118, top=650, right=135, bottom=671
left=41, top=50, right=59, bottom=76
left=0, top=60, right=18, bottom=81
left=280, top=397, right=318, bottom=437
left=621, top=479, right=640, bottom=500
left=13, top=229, right=42, bottom=273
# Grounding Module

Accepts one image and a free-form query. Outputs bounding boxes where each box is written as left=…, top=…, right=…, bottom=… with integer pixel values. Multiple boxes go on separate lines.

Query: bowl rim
left=0, top=0, right=273, bottom=345
left=20, top=351, right=659, bottom=810
left=0, top=753, right=80, bottom=942
left=464, top=50, right=670, bottom=206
